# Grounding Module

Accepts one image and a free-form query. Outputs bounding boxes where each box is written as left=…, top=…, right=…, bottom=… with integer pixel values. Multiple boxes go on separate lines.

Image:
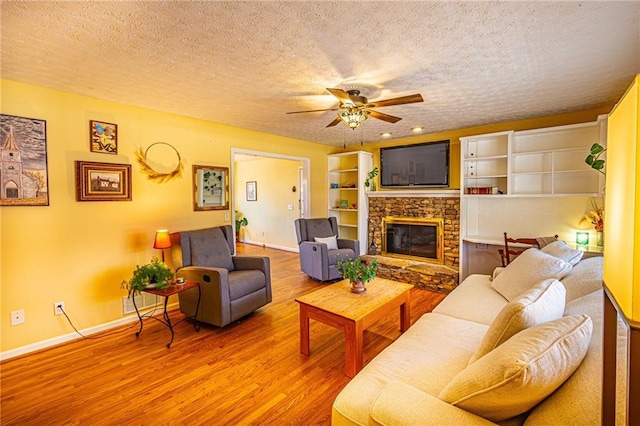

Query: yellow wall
left=235, top=156, right=302, bottom=250
left=0, top=77, right=615, bottom=354
left=0, top=79, right=333, bottom=352
left=336, top=107, right=612, bottom=190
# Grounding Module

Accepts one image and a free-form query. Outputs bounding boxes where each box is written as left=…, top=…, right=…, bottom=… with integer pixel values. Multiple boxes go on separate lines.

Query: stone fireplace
left=366, top=193, right=460, bottom=293
left=382, top=216, right=444, bottom=263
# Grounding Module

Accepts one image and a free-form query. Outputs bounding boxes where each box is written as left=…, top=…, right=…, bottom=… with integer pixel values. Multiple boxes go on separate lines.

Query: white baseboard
left=239, top=239, right=299, bottom=253
left=0, top=302, right=179, bottom=361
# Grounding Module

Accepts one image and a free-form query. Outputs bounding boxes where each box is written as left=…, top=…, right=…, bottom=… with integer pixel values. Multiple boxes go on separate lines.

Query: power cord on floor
left=57, top=299, right=161, bottom=340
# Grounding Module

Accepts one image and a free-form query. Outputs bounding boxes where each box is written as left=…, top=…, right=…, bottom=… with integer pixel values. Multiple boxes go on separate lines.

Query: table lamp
left=576, top=231, right=589, bottom=245
left=601, top=74, right=639, bottom=425
left=153, top=229, right=172, bottom=262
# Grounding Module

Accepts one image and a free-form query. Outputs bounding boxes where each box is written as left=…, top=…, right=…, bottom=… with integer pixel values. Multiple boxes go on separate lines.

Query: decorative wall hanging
left=89, top=120, right=118, bottom=154
left=0, top=114, right=49, bottom=206
left=135, top=142, right=184, bottom=183
left=246, top=181, right=257, bottom=201
left=192, top=165, right=229, bottom=211
left=76, top=161, right=132, bottom=201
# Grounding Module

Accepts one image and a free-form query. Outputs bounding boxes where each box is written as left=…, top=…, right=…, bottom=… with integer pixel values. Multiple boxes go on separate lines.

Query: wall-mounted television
left=380, top=140, right=450, bottom=188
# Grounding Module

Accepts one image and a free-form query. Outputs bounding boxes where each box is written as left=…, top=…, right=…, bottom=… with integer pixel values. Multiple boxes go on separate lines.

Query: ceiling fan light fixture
left=339, top=106, right=368, bottom=129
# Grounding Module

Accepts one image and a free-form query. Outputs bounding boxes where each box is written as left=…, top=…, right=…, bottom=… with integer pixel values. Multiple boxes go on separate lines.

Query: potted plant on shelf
left=235, top=210, right=248, bottom=240
left=364, top=167, right=379, bottom=191
left=336, top=256, right=378, bottom=293
left=585, top=143, right=606, bottom=175
left=121, top=257, right=173, bottom=296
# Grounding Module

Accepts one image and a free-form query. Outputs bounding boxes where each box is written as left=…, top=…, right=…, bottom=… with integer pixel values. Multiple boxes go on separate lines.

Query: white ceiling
left=1, top=1, right=639, bottom=147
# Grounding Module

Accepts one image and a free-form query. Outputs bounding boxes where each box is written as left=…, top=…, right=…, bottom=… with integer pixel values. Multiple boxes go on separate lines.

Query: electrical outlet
left=54, top=301, right=65, bottom=316
left=224, top=213, right=229, bottom=221
left=10, top=309, right=24, bottom=326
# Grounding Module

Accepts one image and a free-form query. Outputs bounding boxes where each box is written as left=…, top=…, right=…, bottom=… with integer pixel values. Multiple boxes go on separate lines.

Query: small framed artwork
left=0, top=114, right=49, bottom=206
left=246, top=181, right=257, bottom=201
left=75, top=161, right=132, bottom=201
left=89, top=120, right=118, bottom=154
left=192, top=164, right=229, bottom=211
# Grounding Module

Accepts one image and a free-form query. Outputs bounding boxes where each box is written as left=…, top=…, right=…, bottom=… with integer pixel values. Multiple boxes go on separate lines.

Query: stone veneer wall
left=368, top=196, right=460, bottom=267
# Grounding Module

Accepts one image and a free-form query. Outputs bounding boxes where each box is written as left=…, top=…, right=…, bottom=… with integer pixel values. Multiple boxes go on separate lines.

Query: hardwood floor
left=0, top=244, right=446, bottom=425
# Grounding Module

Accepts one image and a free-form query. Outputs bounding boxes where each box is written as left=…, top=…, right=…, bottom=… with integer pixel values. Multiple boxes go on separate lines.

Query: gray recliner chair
left=294, top=217, right=359, bottom=281
left=170, top=225, right=271, bottom=327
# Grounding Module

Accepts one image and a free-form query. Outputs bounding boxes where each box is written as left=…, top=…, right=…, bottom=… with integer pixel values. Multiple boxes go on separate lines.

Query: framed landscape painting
left=75, top=161, right=131, bottom=201
left=0, top=114, right=49, bottom=206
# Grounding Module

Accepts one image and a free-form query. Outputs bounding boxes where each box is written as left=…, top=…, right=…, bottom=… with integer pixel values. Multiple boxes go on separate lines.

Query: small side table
left=133, top=281, right=201, bottom=348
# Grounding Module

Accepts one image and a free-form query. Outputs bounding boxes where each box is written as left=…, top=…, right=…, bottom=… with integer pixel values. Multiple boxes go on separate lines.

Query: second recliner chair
left=294, top=217, right=359, bottom=281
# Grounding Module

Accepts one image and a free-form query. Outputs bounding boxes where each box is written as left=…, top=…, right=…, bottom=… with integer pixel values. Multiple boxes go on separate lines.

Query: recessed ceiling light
left=411, top=127, right=424, bottom=133
left=380, top=132, right=392, bottom=137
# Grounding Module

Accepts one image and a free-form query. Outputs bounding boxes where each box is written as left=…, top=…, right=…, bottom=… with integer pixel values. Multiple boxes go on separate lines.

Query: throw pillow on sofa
left=541, top=240, right=584, bottom=266
left=560, top=256, right=604, bottom=303
left=468, top=278, right=566, bottom=364
left=491, top=248, right=572, bottom=301
left=438, top=314, right=593, bottom=422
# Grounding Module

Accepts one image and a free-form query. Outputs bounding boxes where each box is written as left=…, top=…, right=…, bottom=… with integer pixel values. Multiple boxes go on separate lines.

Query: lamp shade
left=153, top=229, right=172, bottom=250
left=603, top=75, right=640, bottom=324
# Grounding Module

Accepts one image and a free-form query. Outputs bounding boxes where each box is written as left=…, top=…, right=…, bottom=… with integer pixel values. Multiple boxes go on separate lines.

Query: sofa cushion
left=433, top=274, right=509, bottom=326
left=439, top=315, right=593, bottom=422
left=491, top=248, right=572, bottom=301
left=560, top=256, right=603, bottom=303
left=189, top=227, right=235, bottom=271
left=541, top=240, right=584, bottom=266
left=468, top=278, right=566, bottom=364
left=228, top=270, right=266, bottom=300
left=314, top=235, right=338, bottom=250
left=332, top=313, right=488, bottom=426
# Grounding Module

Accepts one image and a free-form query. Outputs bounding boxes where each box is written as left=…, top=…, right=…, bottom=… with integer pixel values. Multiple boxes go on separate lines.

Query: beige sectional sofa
left=332, top=243, right=627, bottom=425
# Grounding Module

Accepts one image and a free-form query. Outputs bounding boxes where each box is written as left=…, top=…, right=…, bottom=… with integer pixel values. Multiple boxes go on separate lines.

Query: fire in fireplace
left=382, top=216, right=444, bottom=263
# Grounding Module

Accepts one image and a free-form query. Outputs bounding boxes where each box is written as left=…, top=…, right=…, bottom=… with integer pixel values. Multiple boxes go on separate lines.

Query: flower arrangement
left=336, top=256, right=378, bottom=293
left=580, top=198, right=604, bottom=232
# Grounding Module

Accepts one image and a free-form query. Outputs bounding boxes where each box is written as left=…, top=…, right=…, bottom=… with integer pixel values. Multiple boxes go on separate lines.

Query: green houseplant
left=235, top=210, right=248, bottom=239
left=121, top=257, right=173, bottom=295
left=364, top=167, right=379, bottom=191
left=585, top=143, right=606, bottom=174
left=336, top=256, right=378, bottom=293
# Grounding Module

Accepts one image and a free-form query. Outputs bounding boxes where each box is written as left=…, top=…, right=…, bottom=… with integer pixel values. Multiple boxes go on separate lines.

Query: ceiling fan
left=287, top=88, right=424, bottom=129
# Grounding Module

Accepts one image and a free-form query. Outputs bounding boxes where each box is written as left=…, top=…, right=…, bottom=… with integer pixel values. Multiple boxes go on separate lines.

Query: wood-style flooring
left=1, top=244, right=446, bottom=425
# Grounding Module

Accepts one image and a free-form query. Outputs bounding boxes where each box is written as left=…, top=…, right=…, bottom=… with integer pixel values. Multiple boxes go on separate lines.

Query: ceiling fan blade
left=286, top=107, right=339, bottom=114
left=326, top=88, right=355, bottom=106
left=326, top=116, right=342, bottom=127
left=368, top=94, right=424, bottom=108
left=368, top=109, right=402, bottom=124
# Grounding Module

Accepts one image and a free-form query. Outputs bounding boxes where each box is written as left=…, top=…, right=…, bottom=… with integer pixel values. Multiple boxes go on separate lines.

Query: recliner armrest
left=367, top=381, right=497, bottom=426
left=299, top=241, right=328, bottom=257
left=232, top=255, right=270, bottom=273
left=337, top=238, right=360, bottom=256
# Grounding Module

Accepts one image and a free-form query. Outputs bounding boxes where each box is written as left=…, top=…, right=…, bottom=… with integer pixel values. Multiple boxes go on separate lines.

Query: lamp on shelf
left=153, top=229, right=172, bottom=262
left=601, top=75, right=640, bottom=425
left=339, top=106, right=368, bottom=129
left=576, top=231, right=589, bottom=246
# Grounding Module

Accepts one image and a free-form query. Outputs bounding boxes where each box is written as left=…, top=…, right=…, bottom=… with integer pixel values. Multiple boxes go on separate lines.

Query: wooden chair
left=499, top=232, right=558, bottom=266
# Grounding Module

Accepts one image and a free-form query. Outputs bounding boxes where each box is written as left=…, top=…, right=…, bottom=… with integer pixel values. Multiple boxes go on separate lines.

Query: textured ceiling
left=1, top=1, right=639, bottom=147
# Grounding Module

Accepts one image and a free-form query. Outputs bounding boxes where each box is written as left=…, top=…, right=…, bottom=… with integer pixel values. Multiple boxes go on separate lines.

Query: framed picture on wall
left=0, top=114, right=49, bottom=206
left=89, top=120, right=118, bottom=154
left=75, top=161, right=132, bottom=201
left=246, top=181, right=257, bottom=201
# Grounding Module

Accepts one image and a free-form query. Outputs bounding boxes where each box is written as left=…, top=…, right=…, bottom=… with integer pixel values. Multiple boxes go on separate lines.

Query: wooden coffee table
left=295, top=277, right=412, bottom=377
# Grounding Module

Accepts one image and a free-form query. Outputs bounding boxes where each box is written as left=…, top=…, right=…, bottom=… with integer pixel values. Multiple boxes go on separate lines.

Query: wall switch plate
left=287, top=204, right=293, bottom=210
left=10, top=309, right=24, bottom=325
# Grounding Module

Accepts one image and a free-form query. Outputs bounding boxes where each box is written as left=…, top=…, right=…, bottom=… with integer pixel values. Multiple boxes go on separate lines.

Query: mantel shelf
left=367, top=189, right=460, bottom=198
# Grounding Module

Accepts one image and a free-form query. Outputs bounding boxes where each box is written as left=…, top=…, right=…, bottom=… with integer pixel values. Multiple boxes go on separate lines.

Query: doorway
left=231, top=149, right=310, bottom=252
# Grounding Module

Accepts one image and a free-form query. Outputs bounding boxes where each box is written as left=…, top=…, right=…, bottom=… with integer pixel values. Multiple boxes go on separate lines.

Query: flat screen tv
left=380, top=140, right=450, bottom=188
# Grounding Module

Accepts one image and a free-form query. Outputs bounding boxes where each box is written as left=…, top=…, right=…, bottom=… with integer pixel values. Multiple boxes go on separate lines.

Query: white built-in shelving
left=327, top=151, right=373, bottom=254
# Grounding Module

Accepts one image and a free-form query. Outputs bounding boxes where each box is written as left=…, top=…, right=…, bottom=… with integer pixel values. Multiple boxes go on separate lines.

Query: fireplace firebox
left=382, top=216, right=444, bottom=263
